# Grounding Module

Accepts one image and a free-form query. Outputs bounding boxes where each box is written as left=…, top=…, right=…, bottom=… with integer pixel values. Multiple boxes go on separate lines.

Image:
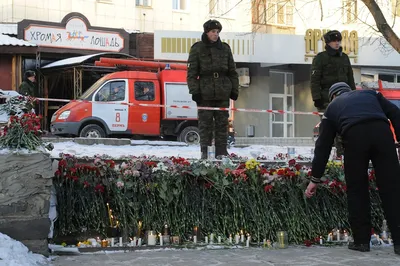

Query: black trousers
left=343, top=120, right=400, bottom=245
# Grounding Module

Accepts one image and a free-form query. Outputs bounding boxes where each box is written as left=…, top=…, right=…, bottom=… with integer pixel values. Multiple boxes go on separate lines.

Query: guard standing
left=187, top=19, right=239, bottom=159
left=19, top=70, right=37, bottom=97
left=310, top=30, right=356, bottom=156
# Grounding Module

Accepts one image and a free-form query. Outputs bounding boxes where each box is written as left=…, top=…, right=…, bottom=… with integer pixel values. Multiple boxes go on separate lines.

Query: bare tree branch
left=361, top=0, right=400, bottom=53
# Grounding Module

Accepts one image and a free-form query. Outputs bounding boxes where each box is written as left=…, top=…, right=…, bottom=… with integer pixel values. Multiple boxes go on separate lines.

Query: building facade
left=1, top=0, right=400, bottom=138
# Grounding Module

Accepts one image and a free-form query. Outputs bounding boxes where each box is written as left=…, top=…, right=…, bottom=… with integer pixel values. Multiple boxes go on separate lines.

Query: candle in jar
left=111, top=238, right=115, bottom=247
left=235, top=233, right=240, bottom=244
left=147, top=232, right=156, bottom=246
left=130, top=238, right=134, bottom=247
left=205, top=236, right=208, bottom=244
left=218, top=236, right=221, bottom=244
left=159, top=233, right=163, bottom=246
left=133, top=237, right=137, bottom=247
left=246, top=235, right=251, bottom=247
left=210, top=233, right=214, bottom=244
left=240, top=230, right=245, bottom=243
left=229, top=234, right=232, bottom=244
left=193, top=235, right=197, bottom=244
left=319, top=236, right=323, bottom=245
left=337, top=229, right=340, bottom=241
left=344, top=231, right=349, bottom=242
left=119, top=237, right=123, bottom=247
left=138, top=238, right=142, bottom=246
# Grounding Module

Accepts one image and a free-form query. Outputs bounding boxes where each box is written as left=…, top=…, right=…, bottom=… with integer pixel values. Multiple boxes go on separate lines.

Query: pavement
left=49, top=246, right=400, bottom=266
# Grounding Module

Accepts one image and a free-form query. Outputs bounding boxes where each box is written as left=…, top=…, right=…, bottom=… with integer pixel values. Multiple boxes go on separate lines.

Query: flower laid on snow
left=245, top=158, right=259, bottom=170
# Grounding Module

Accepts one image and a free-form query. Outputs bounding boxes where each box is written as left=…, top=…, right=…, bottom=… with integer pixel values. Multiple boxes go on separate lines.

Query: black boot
left=395, top=245, right=400, bottom=255
left=348, top=242, right=370, bottom=252
left=201, top=146, right=208, bottom=160
left=216, top=145, right=228, bottom=158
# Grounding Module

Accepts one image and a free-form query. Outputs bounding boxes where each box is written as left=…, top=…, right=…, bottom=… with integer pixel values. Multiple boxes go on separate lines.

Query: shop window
left=265, top=0, right=294, bottom=26
left=95, top=81, right=126, bottom=102
left=136, top=0, right=151, bottom=7
left=173, top=0, right=188, bottom=10
left=252, top=0, right=266, bottom=24
left=209, top=0, right=234, bottom=17
left=378, top=74, right=395, bottom=83
left=135, top=81, right=155, bottom=101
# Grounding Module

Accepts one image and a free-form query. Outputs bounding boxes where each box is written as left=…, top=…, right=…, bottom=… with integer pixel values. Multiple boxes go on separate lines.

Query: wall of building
left=0, top=55, right=13, bottom=90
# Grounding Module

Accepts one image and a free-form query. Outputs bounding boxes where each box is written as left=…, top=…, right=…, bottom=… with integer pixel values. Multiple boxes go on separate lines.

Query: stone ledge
left=21, top=239, right=49, bottom=257
left=0, top=217, right=50, bottom=240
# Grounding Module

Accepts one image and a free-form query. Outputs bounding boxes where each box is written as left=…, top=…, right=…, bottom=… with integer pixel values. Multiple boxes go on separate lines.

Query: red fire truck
left=50, top=58, right=235, bottom=144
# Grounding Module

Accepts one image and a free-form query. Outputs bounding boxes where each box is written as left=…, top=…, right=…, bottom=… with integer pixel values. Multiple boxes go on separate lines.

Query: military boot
left=201, top=146, right=208, bottom=160
left=216, top=145, right=229, bottom=158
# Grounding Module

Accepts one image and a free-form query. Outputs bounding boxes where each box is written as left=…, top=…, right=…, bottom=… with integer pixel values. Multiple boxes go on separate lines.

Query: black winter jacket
left=311, top=90, right=400, bottom=181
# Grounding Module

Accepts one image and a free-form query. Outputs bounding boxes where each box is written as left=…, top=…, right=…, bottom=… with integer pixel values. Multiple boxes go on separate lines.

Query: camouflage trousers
left=197, top=100, right=229, bottom=147
left=318, top=107, right=344, bottom=157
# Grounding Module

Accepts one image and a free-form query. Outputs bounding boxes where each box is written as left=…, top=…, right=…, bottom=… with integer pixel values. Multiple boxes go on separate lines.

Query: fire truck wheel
left=79, top=124, right=106, bottom=138
left=179, top=126, right=200, bottom=145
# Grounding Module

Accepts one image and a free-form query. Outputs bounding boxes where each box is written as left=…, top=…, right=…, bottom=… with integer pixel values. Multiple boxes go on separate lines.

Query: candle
left=218, top=236, right=221, bottom=244
left=240, top=230, right=245, bottom=243
left=319, top=236, right=323, bottom=245
left=229, top=234, right=232, bottom=244
left=344, top=231, right=349, bottom=242
left=159, top=233, right=163, bottom=246
left=210, top=233, right=214, bottom=244
left=101, top=239, right=108, bottom=248
left=147, top=231, right=156, bottom=246
left=138, top=221, right=142, bottom=237
left=106, top=203, right=113, bottom=226
left=133, top=237, right=137, bottom=246
left=138, top=238, right=142, bottom=246
left=235, top=233, right=240, bottom=244
left=130, top=238, right=134, bottom=247
left=337, top=229, right=340, bottom=241
left=382, top=231, right=387, bottom=240
left=111, top=238, right=115, bottom=247
left=246, top=235, right=251, bottom=247
left=193, top=235, right=197, bottom=244
left=205, top=236, right=208, bottom=244
left=327, top=233, right=332, bottom=242
left=119, top=237, right=123, bottom=247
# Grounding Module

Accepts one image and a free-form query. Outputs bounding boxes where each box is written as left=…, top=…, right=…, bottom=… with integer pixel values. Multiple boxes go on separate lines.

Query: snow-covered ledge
left=0, top=151, right=53, bottom=256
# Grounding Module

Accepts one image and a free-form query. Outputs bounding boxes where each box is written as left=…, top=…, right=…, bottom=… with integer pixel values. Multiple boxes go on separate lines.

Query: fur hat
left=24, top=70, right=36, bottom=79
left=203, top=19, right=222, bottom=33
left=323, top=30, right=342, bottom=43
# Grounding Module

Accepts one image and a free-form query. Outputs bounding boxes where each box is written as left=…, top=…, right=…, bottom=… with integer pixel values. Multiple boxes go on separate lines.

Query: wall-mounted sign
left=18, top=12, right=129, bottom=53
left=304, top=29, right=359, bottom=62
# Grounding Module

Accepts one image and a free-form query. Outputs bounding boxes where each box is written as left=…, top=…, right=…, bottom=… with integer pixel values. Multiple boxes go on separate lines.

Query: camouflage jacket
left=18, top=80, right=36, bottom=97
left=186, top=36, right=239, bottom=101
left=310, top=47, right=356, bottom=105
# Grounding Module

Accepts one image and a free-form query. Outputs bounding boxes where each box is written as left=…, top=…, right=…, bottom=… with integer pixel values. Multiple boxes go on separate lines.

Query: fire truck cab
left=50, top=59, right=202, bottom=144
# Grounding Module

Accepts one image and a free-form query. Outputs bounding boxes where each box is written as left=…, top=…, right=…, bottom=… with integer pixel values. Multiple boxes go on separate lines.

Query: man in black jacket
left=305, top=82, right=400, bottom=255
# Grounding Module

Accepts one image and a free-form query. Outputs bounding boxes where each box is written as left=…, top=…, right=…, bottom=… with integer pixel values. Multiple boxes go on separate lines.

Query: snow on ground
left=49, top=140, right=314, bottom=159
left=0, top=233, right=47, bottom=266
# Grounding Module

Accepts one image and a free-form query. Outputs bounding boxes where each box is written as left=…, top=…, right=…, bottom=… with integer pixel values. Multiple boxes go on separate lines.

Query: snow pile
left=0, top=233, right=47, bottom=266
left=47, top=141, right=314, bottom=159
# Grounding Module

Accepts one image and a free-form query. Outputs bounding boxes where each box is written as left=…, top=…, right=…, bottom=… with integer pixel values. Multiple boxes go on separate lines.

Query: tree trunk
left=361, top=0, right=400, bottom=53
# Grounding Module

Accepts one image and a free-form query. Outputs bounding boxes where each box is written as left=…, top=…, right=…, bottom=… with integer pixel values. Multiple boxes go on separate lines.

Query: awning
left=41, top=52, right=136, bottom=70
left=0, top=34, right=36, bottom=47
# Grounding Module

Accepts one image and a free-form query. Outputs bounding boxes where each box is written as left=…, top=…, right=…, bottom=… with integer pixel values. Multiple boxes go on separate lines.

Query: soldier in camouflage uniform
left=310, top=30, right=356, bottom=157
left=19, top=70, right=37, bottom=97
left=187, top=19, right=239, bottom=159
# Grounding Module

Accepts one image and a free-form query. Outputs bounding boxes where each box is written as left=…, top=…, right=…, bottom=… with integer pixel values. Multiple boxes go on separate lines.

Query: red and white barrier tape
left=1, top=95, right=323, bottom=116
